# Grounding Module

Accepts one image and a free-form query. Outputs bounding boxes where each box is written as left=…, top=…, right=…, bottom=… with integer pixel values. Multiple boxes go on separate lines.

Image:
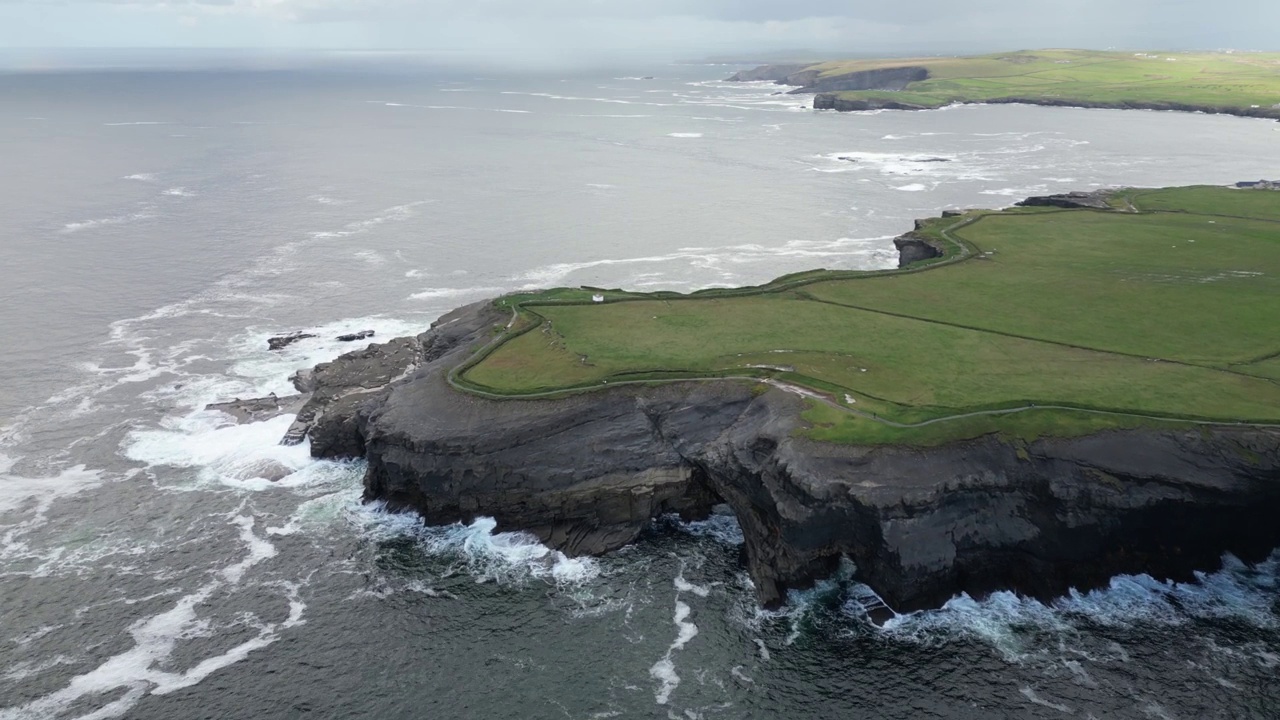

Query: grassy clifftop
left=457, top=186, right=1280, bottom=446
left=795, top=49, right=1280, bottom=117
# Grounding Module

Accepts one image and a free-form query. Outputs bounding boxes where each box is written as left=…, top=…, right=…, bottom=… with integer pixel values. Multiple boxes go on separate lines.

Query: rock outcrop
left=892, top=234, right=944, bottom=268
left=267, top=332, right=317, bottom=351
left=217, top=223, right=1280, bottom=615
left=788, top=66, right=929, bottom=95
left=814, top=94, right=931, bottom=112
left=1016, top=191, right=1112, bottom=210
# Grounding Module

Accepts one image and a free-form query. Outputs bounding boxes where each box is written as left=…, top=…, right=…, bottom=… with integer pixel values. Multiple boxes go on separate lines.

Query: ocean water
left=2, top=58, right=1279, bottom=719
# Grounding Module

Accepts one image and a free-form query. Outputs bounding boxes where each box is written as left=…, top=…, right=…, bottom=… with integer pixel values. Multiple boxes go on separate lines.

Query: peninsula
left=230, top=186, right=1280, bottom=615
left=726, top=49, right=1280, bottom=119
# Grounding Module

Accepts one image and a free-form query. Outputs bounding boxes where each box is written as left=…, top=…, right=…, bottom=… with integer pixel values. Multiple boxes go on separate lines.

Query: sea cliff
left=221, top=213, right=1280, bottom=614
left=726, top=52, right=1280, bottom=120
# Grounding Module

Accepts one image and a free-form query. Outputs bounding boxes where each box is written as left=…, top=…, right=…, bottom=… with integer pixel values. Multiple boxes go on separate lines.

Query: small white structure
left=592, top=294, right=605, bottom=303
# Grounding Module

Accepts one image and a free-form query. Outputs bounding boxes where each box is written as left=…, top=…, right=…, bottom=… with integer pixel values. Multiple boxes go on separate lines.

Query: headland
left=217, top=185, right=1280, bottom=615
left=725, top=49, right=1280, bottom=119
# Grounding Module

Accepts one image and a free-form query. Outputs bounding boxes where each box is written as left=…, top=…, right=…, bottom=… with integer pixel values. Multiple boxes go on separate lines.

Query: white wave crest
left=0, top=515, right=302, bottom=720
left=358, top=508, right=600, bottom=587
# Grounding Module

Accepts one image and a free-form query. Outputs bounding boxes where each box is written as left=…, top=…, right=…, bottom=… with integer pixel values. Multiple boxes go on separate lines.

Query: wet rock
left=205, top=394, right=307, bottom=423
left=227, top=458, right=295, bottom=482
left=268, top=332, right=317, bottom=351
left=289, top=368, right=316, bottom=394
left=336, top=330, right=375, bottom=342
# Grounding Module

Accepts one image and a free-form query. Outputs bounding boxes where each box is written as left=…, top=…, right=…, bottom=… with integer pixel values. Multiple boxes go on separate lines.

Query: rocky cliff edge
left=223, top=253, right=1280, bottom=615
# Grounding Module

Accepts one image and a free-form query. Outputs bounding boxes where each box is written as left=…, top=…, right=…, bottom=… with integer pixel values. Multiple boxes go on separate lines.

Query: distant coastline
left=726, top=49, right=1280, bottom=120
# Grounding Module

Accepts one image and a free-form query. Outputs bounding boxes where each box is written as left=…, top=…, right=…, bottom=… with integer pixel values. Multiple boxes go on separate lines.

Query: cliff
left=725, top=63, right=817, bottom=83
left=727, top=63, right=930, bottom=95
left=814, top=92, right=1280, bottom=119
left=232, top=243, right=1280, bottom=614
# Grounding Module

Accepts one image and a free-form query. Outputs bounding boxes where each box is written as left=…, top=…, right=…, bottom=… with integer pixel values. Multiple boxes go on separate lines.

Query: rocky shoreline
left=213, top=207, right=1280, bottom=615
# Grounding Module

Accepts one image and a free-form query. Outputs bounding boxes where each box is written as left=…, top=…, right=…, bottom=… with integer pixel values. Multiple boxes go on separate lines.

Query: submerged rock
left=336, top=330, right=375, bottom=342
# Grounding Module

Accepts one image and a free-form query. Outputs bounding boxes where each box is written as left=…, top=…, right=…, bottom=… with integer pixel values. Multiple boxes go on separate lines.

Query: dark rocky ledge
left=893, top=233, right=945, bottom=268
left=813, top=91, right=1280, bottom=120
left=218, top=229, right=1280, bottom=614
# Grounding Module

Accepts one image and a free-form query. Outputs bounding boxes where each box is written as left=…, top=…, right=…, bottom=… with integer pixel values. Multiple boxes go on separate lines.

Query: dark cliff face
left=725, top=63, right=818, bottom=83
left=296, top=295, right=1280, bottom=613
left=787, top=66, right=929, bottom=95
left=726, top=64, right=930, bottom=96
left=813, top=92, right=1280, bottom=120
left=892, top=234, right=944, bottom=268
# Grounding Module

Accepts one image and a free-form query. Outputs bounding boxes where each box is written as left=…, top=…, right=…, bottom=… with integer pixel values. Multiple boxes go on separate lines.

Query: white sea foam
left=894, top=183, right=928, bottom=192
left=0, top=461, right=102, bottom=517
left=981, top=185, right=1049, bottom=197
left=122, top=173, right=156, bottom=182
left=873, top=551, right=1280, bottom=659
left=649, top=567, right=705, bottom=705
left=667, top=133, right=703, bottom=138
left=1020, top=687, right=1073, bottom=713
left=62, top=212, right=154, bottom=233
left=103, top=121, right=171, bottom=126
left=123, top=414, right=313, bottom=489
left=373, top=101, right=532, bottom=114
left=511, top=235, right=897, bottom=289
left=0, top=515, right=301, bottom=720
left=161, top=187, right=194, bottom=197
left=408, top=286, right=506, bottom=301
left=678, top=507, right=744, bottom=545
left=353, top=249, right=386, bottom=265
left=355, top=506, right=600, bottom=587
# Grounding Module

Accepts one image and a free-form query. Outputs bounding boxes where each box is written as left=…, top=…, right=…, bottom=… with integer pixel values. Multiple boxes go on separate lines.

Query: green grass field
left=812, top=49, right=1280, bottom=116
left=458, top=186, right=1280, bottom=446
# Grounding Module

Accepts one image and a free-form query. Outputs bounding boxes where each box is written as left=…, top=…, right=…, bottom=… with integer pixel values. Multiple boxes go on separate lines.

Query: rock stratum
left=228, top=241, right=1280, bottom=615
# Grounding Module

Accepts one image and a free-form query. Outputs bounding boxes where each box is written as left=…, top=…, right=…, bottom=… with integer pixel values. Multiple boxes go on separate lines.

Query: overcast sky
left=0, top=0, right=1275, bottom=64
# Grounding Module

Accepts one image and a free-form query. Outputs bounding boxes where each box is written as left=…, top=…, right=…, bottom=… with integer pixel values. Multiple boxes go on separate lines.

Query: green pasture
left=814, top=49, right=1280, bottom=115
left=458, top=186, right=1280, bottom=445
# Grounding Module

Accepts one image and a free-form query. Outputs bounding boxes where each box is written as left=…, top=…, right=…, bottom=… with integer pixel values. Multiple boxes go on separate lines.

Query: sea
left=2, top=54, right=1279, bottom=719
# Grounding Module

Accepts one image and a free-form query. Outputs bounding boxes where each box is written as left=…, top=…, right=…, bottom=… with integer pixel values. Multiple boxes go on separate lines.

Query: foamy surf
left=356, top=506, right=600, bottom=588
left=853, top=551, right=1280, bottom=659
left=650, top=566, right=704, bottom=705
left=0, top=514, right=303, bottom=720
left=123, top=413, right=313, bottom=489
